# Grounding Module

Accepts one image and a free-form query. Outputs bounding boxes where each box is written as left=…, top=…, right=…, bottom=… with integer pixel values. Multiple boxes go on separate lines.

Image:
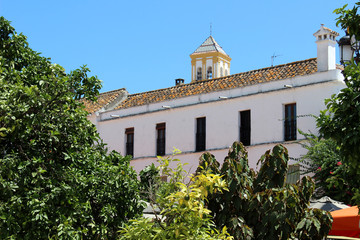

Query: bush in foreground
left=197, top=142, right=333, bottom=239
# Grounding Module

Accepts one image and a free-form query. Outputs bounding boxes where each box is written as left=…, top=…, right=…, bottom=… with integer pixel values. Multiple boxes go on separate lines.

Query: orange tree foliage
left=0, top=17, right=143, bottom=239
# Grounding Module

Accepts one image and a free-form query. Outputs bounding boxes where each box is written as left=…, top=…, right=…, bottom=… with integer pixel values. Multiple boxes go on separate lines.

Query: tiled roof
left=114, top=58, right=318, bottom=110
left=323, top=26, right=339, bottom=36
left=313, top=25, right=339, bottom=37
left=192, top=36, right=229, bottom=56
left=79, top=88, right=126, bottom=114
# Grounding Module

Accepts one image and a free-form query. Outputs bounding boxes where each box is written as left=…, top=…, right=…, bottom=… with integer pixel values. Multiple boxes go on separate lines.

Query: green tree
left=318, top=2, right=360, bottom=173
left=197, top=142, right=333, bottom=240
left=317, top=1, right=360, bottom=204
left=317, top=60, right=360, bottom=175
left=299, top=132, right=357, bottom=205
left=0, top=17, right=143, bottom=239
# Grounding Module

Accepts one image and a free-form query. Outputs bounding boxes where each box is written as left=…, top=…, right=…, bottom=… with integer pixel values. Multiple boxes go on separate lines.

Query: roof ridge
left=82, top=58, right=320, bottom=113
left=188, top=58, right=317, bottom=84
left=211, top=36, right=223, bottom=53
left=232, top=58, right=317, bottom=75
left=192, top=36, right=229, bottom=56
left=122, top=58, right=317, bottom=98
left=98, top=88, right=126, bottom=96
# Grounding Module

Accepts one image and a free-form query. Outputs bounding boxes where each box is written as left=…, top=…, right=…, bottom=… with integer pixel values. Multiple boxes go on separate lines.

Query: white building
left=82, top=25, right=345, bottom=178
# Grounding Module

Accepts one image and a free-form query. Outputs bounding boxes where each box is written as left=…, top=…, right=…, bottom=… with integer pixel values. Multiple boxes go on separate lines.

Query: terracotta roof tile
left=114, top=58, right=318, bottom=110
left=79, top=88, right=126, bottom=114
left=322, top=26, right=340, bottom=36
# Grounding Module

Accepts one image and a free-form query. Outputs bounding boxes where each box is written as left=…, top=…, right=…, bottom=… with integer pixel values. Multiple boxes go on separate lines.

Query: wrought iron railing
left=284, top=120, right=297, bottom=141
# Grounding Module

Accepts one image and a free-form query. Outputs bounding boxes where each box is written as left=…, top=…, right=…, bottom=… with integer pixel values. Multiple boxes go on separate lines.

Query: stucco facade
left=82, top=25, right=345, bottom=176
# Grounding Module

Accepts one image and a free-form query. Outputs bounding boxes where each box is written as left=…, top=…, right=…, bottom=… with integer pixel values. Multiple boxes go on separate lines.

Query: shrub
left=197, top=142, right=333, bottom=240
left=119, top=151, right=233, bottom=240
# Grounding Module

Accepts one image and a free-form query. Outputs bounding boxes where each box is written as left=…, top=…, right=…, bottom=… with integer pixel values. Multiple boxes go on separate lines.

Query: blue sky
left=2, top=0, right=357, bottom=94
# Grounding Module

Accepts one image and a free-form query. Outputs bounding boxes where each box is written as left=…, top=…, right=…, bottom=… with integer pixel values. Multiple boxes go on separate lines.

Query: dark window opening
left=156, top=123, right=166, bottom=156
left=240, top=110, right=251, bottom=146
left=125, top=127, right=134, bottom=157
left=207, top=67, right=212, bottom=79
left=284, top=103, right=297, bottom=141
left=197, top=67, right=202, bottom=80
left=196, top=117, right=206, bottom=152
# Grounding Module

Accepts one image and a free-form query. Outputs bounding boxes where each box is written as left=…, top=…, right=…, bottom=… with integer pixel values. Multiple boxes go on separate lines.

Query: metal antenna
left=210, top=23, right=212, bottom=36
left=271, top=53, right=282, bottom=67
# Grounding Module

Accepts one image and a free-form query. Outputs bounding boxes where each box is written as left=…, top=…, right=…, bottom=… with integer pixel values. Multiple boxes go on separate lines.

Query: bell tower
left=190, top=36, right=231, bottom=82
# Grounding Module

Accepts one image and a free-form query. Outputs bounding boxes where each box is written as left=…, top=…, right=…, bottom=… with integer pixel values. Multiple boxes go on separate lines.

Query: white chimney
left=313, top=24, right=339, bottom=72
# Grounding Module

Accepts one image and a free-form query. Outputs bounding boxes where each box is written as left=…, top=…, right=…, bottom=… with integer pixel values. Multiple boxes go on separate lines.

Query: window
left=286, top=164, right=300, bottom=184
left=220, top=67, right=223, bottom=77
left=197, top=67, right=202, bottom=80
left=196, top=117, right=206, bottom=152
left=125, top=127, right=134, bottom=157
left=240, top=110, right=251, bottom=146
left=284, top=103, right=296, bottom=141
left=207, top=67, right=212, bottom=79
left=156, top=123, right=166, bottom=156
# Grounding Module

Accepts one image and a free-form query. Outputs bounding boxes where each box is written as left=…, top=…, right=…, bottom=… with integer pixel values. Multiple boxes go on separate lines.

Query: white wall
left=96, top=70, right=344, bottom=173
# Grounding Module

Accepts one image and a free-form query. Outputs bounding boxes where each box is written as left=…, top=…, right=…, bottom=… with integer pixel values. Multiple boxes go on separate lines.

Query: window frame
left=196, top=117, right=206, bottom=152
left=156, top=123, right=166, bottom=156
left=240, top=110, right=251, bottom=146
left=284, top=103, right=297, bottom=141
left=125, top=127, right=134, bottom=157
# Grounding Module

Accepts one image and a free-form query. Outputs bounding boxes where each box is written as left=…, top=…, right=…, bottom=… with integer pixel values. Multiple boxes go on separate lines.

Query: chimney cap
left=175, top=78, right=185, bottom=86
left=313, top=25, right=339, bottom=38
